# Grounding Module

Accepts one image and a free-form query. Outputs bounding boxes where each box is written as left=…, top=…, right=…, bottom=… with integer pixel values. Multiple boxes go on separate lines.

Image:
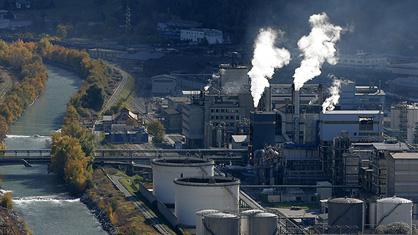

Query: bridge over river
left=0, top=148, right=247, bottom=164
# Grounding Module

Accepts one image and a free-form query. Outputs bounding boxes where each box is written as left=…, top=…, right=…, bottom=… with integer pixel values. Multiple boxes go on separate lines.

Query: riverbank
left=83, top=168, right=158, bottom=235
left=0, top=207, right=32, bottom=235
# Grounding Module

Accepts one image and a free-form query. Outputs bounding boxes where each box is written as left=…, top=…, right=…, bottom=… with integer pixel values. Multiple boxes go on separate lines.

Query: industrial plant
left=2, top=1, right=418, bottom=235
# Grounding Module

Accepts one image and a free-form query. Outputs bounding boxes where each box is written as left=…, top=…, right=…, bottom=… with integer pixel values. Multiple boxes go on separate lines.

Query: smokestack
left=265, top=86, right=272, bottom=112
left=292, top=84, right=300, bottom=144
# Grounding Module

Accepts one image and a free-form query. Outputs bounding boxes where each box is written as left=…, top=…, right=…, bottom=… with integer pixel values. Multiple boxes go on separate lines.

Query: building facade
left=390, top=103, right=418, bottom=144
left=387, top=152, right=418, bottom=201
left=180, top=28, right=223, bottom=44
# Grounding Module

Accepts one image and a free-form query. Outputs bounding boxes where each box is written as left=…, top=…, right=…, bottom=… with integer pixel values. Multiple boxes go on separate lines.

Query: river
left=1, top=65, right=106, bottom=235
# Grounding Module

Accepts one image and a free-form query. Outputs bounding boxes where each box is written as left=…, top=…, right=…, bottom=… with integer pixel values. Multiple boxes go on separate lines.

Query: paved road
left=108, top=175, right=175, bottom=235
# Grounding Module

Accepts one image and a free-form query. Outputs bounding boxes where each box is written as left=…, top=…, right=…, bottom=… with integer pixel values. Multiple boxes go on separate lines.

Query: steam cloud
left=293, top=12, right=343, bottom=91
left=248, top=28, right=291, bottom=107
left=322, top=77, right=343, bottom=112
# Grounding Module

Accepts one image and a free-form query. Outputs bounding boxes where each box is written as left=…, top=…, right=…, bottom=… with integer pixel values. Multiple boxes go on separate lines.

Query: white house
left=180, top=28, right=223, bottom=45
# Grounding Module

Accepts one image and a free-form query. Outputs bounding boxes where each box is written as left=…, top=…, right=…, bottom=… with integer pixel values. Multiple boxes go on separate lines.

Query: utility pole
left=125, top=3, right=131, bottom=34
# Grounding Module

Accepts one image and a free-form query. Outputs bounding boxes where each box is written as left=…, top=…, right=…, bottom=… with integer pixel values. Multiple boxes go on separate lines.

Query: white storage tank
left=195, top=209, right=219, bottom=235
left=174, top=176, right=240, bottom=226
left=240, top=209, right=263, bottom=235
left=251, top=212, right=278, bottom=235
left=374, top=197, right=413, bottom=229
left=328, top=197, right=365, bottom=233
left=151, top=157, right=214, bottom=204
left=202, top=212, right=240, bottom=235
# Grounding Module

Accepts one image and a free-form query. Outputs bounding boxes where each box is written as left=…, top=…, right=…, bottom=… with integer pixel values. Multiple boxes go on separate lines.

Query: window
left=359, top=117, right=374, bottom=131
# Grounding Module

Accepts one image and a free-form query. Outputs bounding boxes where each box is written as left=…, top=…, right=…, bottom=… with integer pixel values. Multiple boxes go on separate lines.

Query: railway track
left=107, top=174, right=175, bottom=235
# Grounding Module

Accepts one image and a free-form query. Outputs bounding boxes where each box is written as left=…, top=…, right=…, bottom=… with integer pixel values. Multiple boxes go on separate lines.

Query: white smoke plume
left=322, top=77, right=343, bottom=112
left=248, top=28, right=291, bottom=107
left=293, top=12, right=343, bottom=91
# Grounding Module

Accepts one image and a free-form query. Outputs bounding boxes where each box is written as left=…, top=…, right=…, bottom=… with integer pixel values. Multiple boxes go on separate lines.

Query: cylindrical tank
left=240, top=209, right=263, bottom=235
left=151, top=157, right=214, bottom=204
left=195, top=209, right=219, bottom=235
left=251, top=212, right=278, bottom=235
left=375, top=197, right=413, bottom=229
left=202, top=212, right=240, bottom=235
left=328, top=197, right=365, bottom=233
left=174, top=176, right=240, bottom=226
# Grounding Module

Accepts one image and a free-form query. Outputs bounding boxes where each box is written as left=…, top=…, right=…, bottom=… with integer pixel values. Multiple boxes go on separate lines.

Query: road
left=108, top=175, right=175, bottom=235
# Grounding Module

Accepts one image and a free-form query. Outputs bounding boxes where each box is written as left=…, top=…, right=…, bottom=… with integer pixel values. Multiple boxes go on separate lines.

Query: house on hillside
left=105, top=124, right=148, bottom=144
left=101, top=108, right=141, bottom=132
left=97, top=108, right=148, bottom=144
left=6, top=0, right=32, bottom=9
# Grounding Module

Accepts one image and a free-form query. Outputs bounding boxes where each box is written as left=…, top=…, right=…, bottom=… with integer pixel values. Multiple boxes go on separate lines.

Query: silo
left=240, top=209, right=264, bottom=235
left=328, top=197, right=364, bottom=233
left=202, top=212, right=240, bottom=235
left=195, top=209, right=219, bottom=235
left=151, top=157, right=214, bottom=204
left=375, top=197, right=412, bottom=229
left=251, top=212, right=278, bottom=235
left=174, top=176, right=240, bottom=226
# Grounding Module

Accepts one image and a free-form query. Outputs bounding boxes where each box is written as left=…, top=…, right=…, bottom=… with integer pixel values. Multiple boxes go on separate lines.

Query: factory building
left=252, top=85, right=322, bottom=148
left=338, top=81, right=385, bottom=110
left=182, top=95, right=205, bottom=148
left=387, top=152, right=418, bottom=200
left=181, top=64, right=252, bottom=148
left=282, top=143, right=325, bottom=185
left=390, top=102, right=418, bottom=144
left=249, top=111, right=287, bottom=153
left=264, top=81, right=385, bottom=112
left=319, top=110, right=383, bottom=142
left=151, top=74, right=178, bottom=96
left=354, top=141, right=410, bottom=197
left=319, top=110, right=384, bottom=190
left=253, top=143, right=326, bottom=186
left=266, top=83, right=323, bottom=110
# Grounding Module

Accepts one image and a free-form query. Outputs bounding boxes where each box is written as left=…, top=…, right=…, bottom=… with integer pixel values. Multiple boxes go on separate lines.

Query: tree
left=0, top=116, right=8, bottom=141
left=50, top=134, right=92, bottom=193
left=147, top=120, right=165, bottom=143
left=56, top=24, right=72, bottom=39
left=81, top=84, right=104, bottom=111
left=62, top=106, right=96, bottom=156
left=0, top=192, right=13, bottom=209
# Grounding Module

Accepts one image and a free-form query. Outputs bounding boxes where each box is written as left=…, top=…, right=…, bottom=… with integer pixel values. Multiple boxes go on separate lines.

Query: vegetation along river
left=1, top=65, right=106, bottom=235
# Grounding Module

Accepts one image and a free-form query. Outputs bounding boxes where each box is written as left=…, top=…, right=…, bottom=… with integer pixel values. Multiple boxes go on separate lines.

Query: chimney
left=292, top=84, right=300, bottom=144
left=265, top=86, right=272, bottom=112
